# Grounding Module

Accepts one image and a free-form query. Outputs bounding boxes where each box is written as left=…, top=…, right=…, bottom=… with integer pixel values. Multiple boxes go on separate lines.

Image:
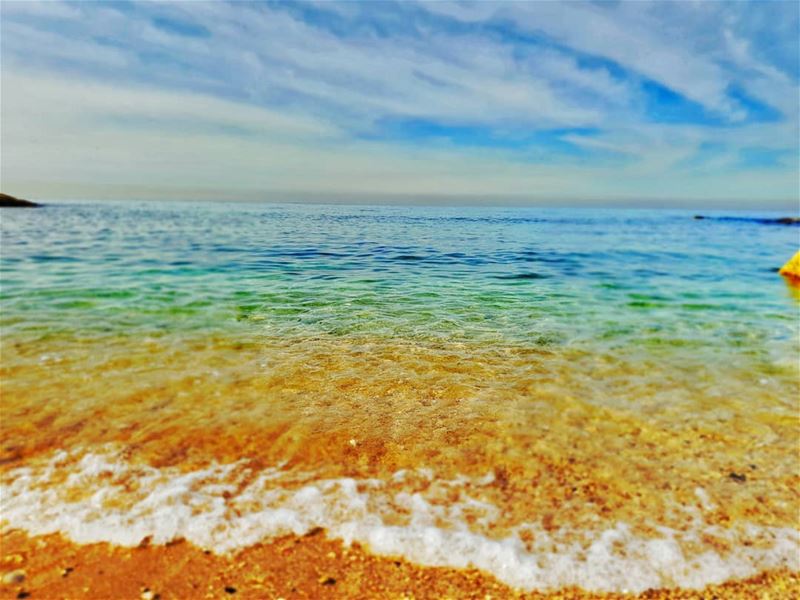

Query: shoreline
left=1, top=530, right=797, bottom=599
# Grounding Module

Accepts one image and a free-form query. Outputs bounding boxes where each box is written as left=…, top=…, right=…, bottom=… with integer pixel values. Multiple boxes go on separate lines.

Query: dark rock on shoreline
left=0, top=193, right=40, bottom=208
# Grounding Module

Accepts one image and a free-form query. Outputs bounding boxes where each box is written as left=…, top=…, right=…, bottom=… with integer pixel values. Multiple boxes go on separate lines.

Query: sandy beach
left=2, top=203, right=798, bottom=598
left=2, top=530, right=798, bottom=600
left=3, top=0, right=800, bottom=595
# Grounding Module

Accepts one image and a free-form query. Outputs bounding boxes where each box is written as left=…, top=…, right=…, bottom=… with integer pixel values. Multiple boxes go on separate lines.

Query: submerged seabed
left=1, top=202, right=798, bottom=593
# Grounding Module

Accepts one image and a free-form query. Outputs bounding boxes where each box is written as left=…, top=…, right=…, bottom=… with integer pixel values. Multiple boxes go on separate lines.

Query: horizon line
left=4, top=188, right=799, bottom=213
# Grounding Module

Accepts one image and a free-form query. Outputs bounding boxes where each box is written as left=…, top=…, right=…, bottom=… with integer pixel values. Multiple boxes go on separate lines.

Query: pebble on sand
left=2, top=570, right=26, bottom=585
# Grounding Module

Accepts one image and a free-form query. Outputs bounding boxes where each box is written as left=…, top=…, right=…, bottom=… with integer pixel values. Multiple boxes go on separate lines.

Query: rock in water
left=779, top=250, right=800, bottom=284
left=0, top=193, right=40, bottom=207
left=691, top=214, right=799, bottom=225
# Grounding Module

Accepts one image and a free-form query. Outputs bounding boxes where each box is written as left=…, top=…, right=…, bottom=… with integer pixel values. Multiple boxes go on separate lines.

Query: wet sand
left=2, top=335, right=799, bottom=596
left=0, top=530, right=798, bottom=600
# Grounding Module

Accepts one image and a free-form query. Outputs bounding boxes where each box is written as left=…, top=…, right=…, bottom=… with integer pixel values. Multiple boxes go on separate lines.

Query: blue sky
left=1, top=0, right=798, bottom=207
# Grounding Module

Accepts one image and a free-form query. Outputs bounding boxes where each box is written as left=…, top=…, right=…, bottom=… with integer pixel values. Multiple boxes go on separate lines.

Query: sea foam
left=1, top=447, right=797, bottom=594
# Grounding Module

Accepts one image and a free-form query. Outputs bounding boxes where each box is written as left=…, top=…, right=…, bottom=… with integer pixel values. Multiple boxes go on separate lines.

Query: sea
left=1, top=200, right=798, bottom=593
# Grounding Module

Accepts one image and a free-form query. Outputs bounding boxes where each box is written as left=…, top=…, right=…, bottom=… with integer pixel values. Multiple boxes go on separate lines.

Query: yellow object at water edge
left=779, top=250, right=800, bottom=283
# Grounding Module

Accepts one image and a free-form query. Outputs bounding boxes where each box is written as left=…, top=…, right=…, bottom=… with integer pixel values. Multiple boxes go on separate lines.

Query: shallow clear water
left=2, top=201, right=797, bottom=349
left=1, top=201, right=798, bottom=592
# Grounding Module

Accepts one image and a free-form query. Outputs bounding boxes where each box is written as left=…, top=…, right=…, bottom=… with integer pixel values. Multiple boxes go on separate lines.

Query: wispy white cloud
left=0, top=0, right=797, bottom=206
left=423, top=0, right=796, bottom=122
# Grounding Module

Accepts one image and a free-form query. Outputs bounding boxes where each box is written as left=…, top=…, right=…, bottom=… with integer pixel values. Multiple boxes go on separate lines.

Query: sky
left=1, top=0, right=799, bottom=208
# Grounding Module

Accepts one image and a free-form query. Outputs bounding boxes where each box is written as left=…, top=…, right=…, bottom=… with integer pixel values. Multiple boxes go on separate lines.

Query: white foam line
left=1, top=448, right=797, bottom=594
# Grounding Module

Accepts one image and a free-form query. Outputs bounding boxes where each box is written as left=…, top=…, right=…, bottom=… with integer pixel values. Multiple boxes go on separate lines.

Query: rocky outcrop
left=0, top=193, right=40, bottom=207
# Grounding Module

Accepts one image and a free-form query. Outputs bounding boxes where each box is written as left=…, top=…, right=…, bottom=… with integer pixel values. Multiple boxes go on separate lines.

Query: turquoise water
left=2, top=201, right=797, bottom=361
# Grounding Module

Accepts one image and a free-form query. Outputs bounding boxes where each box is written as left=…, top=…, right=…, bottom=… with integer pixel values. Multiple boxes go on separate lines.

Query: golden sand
left=1, top=530, right=798, bottom=600
left=2, top=335, right=798, bottom=596
left=2, top=335, right=797, bottom=536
